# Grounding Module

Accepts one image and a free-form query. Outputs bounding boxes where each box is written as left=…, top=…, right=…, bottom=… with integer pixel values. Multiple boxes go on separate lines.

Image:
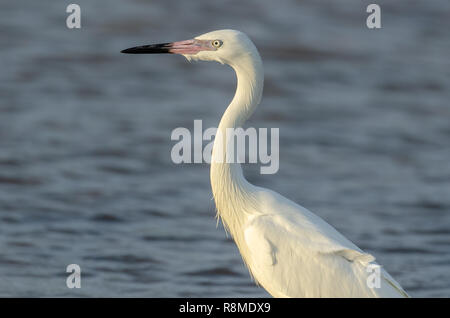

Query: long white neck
left=210, top=51, right=264, bottom=240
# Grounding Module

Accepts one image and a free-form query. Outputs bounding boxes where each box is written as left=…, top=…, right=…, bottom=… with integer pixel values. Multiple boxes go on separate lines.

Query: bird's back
left=239, top=187, right=409, bottom=297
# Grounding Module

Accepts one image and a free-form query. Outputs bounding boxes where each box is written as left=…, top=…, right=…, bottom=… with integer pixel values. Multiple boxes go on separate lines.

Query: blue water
left=0, top=0, right=449, bottom=297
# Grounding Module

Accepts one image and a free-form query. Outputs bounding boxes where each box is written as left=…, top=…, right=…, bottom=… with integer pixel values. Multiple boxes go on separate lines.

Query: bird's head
left=121, top=29, right=259, bottom=67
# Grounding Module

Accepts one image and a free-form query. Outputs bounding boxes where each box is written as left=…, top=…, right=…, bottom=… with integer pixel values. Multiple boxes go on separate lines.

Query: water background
left=0, top=0, right=449, bottom=297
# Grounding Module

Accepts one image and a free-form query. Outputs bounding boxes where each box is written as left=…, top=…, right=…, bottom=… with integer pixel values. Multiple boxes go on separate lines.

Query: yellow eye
left=212, top=40, right=222, bottom=48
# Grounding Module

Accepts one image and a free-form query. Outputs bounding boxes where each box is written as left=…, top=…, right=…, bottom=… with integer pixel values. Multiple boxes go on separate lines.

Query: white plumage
left=123, top=29, right=409, bottom=297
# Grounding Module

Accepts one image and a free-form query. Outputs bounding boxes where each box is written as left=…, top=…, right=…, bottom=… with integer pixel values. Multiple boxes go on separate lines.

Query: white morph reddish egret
left=122, top=30, right=409, bottom=297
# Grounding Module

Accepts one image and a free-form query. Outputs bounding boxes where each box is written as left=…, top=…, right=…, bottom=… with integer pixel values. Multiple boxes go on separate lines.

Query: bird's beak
left=121, top=39, right=212, bottom=55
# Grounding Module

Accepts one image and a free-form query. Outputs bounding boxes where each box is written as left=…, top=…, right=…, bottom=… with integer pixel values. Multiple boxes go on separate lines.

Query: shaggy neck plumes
left=210, top=52, right=264, bottom=241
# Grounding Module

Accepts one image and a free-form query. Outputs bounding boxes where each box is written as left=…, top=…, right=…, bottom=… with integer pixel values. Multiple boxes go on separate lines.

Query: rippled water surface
left=0, top=0, right=449, bottom=297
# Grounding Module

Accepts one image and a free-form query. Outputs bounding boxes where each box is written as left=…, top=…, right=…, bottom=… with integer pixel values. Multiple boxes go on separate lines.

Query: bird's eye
left=212, top=40, right=222, bottom=48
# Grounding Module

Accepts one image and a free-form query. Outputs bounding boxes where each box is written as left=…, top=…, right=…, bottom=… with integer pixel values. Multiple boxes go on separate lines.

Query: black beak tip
left=121, top=48, right=134, bottom=54
left=121, top=43, right=172, bottom=54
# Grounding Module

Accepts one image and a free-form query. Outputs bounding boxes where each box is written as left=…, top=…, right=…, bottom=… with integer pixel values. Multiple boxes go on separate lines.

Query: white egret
left=122, top=30, right=409, bottom=297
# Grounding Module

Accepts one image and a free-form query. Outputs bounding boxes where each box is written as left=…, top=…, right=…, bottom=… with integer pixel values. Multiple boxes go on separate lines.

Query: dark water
left=0, top=0, right=449, bottom=297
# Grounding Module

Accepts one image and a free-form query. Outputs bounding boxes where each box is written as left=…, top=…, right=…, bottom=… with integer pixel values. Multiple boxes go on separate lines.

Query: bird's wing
left=242, top=190, right=407, bottom=297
